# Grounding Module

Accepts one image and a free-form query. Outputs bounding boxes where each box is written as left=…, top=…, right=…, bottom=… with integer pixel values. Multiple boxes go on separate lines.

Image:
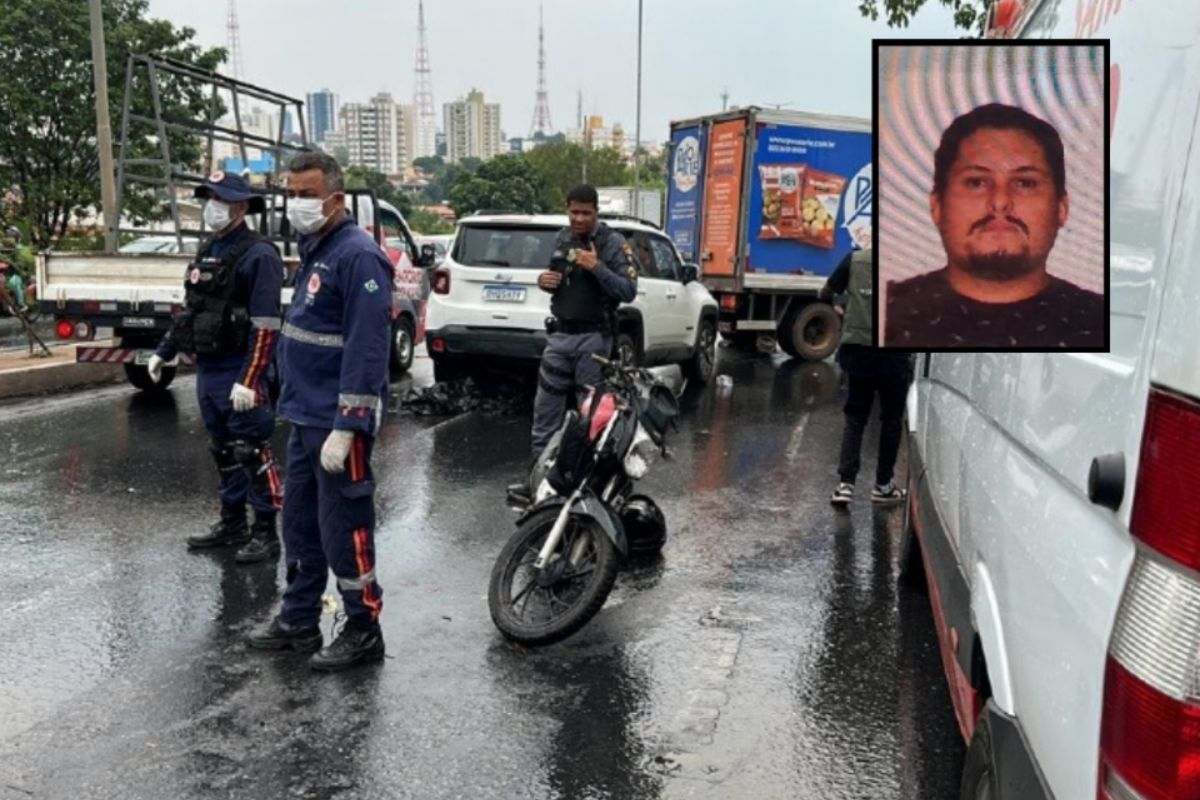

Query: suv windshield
left=455, top=225, right=559, bottom=269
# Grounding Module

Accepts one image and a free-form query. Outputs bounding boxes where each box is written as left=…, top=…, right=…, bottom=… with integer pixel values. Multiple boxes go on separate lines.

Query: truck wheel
left=390, top=316, right=416, bottom=374
left=959, top=708, right=1000, bottom=800
left=684, top=319, right=717, bottom=384
left=125, top=363, right=175, bottom=392
left=781, top=303, right=840, bottom=361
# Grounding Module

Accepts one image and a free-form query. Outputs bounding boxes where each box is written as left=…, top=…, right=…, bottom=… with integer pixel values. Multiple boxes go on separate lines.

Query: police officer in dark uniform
left=509, top=185, right=638, bottom=502
left=247, top=152, right=392, bottom=672
left=149, top=172, right=284, bottom=562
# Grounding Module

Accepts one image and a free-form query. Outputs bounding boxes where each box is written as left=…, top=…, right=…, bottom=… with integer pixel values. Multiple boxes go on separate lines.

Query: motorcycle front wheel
left=488, top=507, right=620, bottom=646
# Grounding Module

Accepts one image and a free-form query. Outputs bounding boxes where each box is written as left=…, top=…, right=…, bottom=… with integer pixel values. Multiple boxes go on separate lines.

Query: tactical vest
left=839, top=248, right=875, bottom=348
left=550, top=230, right=617, bottom=328
left=173, top=231, right=263, bottom=356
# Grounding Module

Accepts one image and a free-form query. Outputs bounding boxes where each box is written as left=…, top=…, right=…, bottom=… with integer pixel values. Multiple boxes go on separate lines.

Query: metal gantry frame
left=112, top=54, right=311, bottom=253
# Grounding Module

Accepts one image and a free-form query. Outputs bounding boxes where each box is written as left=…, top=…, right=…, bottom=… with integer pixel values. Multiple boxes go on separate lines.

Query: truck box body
left=665, top=108, right=872, bottom=358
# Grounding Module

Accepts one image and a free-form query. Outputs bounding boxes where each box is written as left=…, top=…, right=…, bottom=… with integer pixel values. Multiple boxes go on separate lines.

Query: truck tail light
left=1098, top=388, right=1200, bottom=800
left=432, top=268, right=450, bottom=295
left=56, top=320, right=75, bottom=340
left=83, top=300, right=100, bottom=313
left=719, top=294, right=738, bottom=311
left=73, top=321, right=94, bottom=340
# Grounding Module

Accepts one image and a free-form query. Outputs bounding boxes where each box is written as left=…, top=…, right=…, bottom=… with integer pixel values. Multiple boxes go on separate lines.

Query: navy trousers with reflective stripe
left=280, top=424, right=383, bottom=627
left=197, top=362, right=279, bottom=513
left=530, top=332, right=611, bottom=456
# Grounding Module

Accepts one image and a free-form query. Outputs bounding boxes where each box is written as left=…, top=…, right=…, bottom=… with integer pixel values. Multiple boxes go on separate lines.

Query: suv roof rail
left=597, top=212, right=662, bottom=230
left=468, top=208, right=529, bottom=217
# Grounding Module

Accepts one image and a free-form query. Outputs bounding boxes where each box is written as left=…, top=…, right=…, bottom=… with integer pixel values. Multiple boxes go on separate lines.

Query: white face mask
left=203, top=200, right=233, bottom=233
left=287, top=196, right=333, bottom=235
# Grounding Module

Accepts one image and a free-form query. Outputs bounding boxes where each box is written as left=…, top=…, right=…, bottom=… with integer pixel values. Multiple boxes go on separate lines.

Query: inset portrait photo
left=875, top=41, right=1109, bottom=351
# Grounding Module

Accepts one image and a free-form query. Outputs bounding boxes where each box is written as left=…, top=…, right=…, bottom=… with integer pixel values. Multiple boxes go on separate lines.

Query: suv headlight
left=622, top=427, right=658, bottom=480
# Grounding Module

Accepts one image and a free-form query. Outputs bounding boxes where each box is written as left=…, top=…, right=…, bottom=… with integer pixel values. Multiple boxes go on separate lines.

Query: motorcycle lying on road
left=488, top=354, right=680, bottom=646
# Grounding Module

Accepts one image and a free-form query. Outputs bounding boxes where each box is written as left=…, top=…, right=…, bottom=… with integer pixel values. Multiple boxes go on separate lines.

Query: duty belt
left=555, top=319, right=606, bottom=335
left=282, top=322, right=344, bottom=348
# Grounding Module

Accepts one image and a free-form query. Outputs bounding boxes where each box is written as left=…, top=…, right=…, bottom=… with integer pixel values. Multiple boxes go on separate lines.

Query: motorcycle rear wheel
left=488, top=507, right=620, bottom=646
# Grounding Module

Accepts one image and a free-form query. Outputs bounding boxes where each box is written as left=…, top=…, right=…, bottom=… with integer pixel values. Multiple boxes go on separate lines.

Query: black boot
left=186, top=505, right=249, bottom=549
left=309, top=618, right=385, bottom=672
left=247, top=617, right=323, bottom=652
left=235, top=511, right=280, bottom=564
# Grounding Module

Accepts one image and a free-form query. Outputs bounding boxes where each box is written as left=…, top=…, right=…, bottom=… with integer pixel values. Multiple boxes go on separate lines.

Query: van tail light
left=432, top=268, right=450, bottom=295
left=1098, top=387, right=1200, bottom=800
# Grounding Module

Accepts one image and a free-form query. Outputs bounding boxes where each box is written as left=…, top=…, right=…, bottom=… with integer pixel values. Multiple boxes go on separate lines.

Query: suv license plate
left=482, top=285, right=526, bottom=302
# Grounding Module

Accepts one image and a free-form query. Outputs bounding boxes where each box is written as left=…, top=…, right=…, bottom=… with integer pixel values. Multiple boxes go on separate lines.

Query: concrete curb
left=0, top=359, right=126, bottom=401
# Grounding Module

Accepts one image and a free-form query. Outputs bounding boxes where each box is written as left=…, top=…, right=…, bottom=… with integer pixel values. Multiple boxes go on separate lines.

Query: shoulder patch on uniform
left=627, top=265, right=638, bottom=280
left=364, top=278, right=380, bottom=293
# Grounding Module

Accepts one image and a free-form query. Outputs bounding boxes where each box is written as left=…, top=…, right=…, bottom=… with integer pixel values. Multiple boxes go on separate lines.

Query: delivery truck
left=664, top=107, right=872, bottom=360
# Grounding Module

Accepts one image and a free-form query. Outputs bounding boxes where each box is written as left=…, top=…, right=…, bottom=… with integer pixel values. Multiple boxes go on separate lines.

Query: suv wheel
left=614, top=332, right=640, bottom=367
left=685, top=319, right=716, bottom=383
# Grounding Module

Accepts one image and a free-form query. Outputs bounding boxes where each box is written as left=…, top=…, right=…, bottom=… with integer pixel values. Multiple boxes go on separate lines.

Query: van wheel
left=960, top=709, right=1000, bottom=800
left=780, top=303, right=840, bottom=361
left=898, top=482, right=926, bottom=591
left=390, top=316, right=415, bottom=374
left=125, top=363, right=175, bottom=392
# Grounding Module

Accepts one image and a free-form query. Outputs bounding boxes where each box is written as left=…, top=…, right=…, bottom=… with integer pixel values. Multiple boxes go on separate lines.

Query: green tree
left=0, top=0, right=225, bottom=246
left=448, top=154, right=546, bottom=217
left=408, top=207, right=454, bottom=235
left=525, top=142, right=630, bottom=211
left=857, top=0, right=992, bottom=33
left=413, top=155, right=444, bottom=175
left=422, top=159, right=479, bottom=205
left=343, top=165, right=412, bottom=216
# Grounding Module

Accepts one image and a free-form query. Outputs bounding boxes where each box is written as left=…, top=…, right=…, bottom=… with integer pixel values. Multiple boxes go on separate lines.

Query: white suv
left=424, top=213, right=719, bottom=384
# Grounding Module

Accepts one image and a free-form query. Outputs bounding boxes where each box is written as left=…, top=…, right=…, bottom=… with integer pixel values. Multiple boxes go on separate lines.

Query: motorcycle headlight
left=622, top=427, right=658, bottom=480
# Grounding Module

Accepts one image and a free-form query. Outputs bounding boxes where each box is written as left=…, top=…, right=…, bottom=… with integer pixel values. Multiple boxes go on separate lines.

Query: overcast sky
left=145, top=0, right=964, bottom=144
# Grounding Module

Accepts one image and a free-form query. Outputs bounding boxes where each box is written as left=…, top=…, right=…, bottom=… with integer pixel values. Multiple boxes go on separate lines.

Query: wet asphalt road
left=0, top=346, right=963, bottom=799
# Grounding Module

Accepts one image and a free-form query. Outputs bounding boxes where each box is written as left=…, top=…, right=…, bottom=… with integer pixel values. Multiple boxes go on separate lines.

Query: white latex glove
left=230, top=382, right=257, bottom=412
left=320, top=429, right=355, bottom=474
left=146, top=354, right=165, bottom=384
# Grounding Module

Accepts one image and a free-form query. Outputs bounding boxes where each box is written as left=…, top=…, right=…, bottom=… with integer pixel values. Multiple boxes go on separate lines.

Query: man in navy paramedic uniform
left=248, top=152, right=392, bottom=672
left=149, top=172, right=284, bottom=564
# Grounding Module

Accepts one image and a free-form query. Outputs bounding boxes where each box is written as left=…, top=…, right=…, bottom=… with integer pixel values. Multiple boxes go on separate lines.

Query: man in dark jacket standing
left=820, top=245, right=911, bottom=507
left=150, top=172, right=284, bottom=562
left=248, top=152, right=392, bottom=672
left=509, top=184, right=638, bottom=503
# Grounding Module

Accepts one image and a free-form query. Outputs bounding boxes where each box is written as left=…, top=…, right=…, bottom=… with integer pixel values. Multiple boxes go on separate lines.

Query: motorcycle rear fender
left=516, top=492, right=629, bottom=557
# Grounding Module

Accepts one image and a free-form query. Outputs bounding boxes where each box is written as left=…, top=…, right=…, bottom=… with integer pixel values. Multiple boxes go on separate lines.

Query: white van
left=904, top=3, right=1200, bottom=799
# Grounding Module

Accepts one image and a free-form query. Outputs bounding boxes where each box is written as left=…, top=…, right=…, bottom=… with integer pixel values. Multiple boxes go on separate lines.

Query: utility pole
left=88, top=0, right=118, bottom=252
left=721, top=88, right=729, bottom=111
left=632, top=0, right=643, bottom=216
